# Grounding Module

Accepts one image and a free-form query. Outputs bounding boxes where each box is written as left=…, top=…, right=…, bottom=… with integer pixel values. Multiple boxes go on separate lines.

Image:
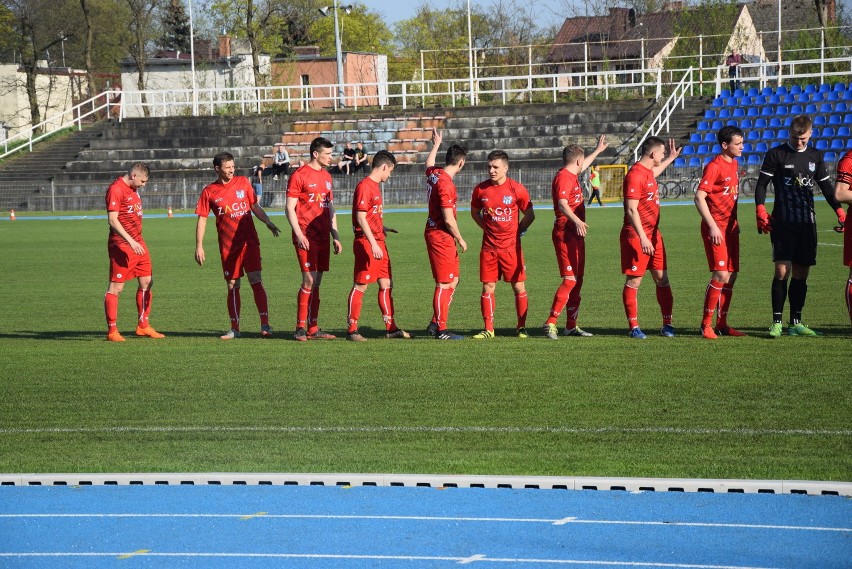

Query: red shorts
left=620, top=227, right=666, bottom=276
left=295, top=239, right=330, bottom=273
left=701, top=223, right=740, bottom=272
left=552, top=227, right=585, bottom=278
left=221, top=241, right=262, bottom=280
left=480, top=245, right=525, bottom=283
left=844, top=215, right=852, bottom=267
left=425, top=230, right=460, bottom=283
left=353, top=237, right=391, bottom=283
left=108, top=240, right=152, bottom=282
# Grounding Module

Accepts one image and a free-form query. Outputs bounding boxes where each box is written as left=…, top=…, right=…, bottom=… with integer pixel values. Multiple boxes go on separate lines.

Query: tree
left=307, top=2, right=394, bottom=57
left=125, top=0, right=162, bottom=115
left=160, top=0, right=191, bottom=53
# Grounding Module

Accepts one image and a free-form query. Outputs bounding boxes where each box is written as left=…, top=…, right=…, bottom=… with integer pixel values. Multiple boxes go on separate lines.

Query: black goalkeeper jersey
left=758, top=143, right=832, bottom=224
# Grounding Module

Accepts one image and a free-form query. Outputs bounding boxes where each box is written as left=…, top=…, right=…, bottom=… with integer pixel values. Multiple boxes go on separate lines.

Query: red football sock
left=250, top=281, right=269, bottom=326
left=702, top=279, right=724, bottom=327
left=434, top=286, right=454, bottom=330
left=136, top=288, right=151, bottom=328
left=623, top=284, right=639, bottom=329
left=717, top=283, right=734, bottom=329
left=846, top=279, right=852, bottom=327
left=546, top=279, right=575, bottom=325
left=514, top=290, right=528, bottom=329
left=227, top=287, right=241, bottom=331
left=308, top=286, right=321, bottom=334
left=378, top=287, right=395, bottom=331
left=347, top=287, right=364, bottom=333
left=104, top=291, right=119, bottom=332
left=565, top=293, right=581, bottom=330
left=656, top=284, right=674, bottom=326
left=480, top=292, right=495, bottom=331
left=296, top=287, right=311, bottom=330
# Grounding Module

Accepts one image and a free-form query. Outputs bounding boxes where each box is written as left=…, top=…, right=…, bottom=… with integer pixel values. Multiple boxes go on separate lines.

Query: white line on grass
left=0, top=552, right=783, bottom=568
left=0, top=513, right=848, bottom=533
left=0, top=425, right=849, bottom=436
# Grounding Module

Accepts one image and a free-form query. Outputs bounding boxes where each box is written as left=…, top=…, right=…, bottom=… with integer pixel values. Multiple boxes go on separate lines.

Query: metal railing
left=633, top=68, right=694, bottom=163
left=713, top=56, right=852, bottom=96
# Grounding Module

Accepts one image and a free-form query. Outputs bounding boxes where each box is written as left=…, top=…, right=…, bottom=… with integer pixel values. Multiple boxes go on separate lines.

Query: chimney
left=218, top=35, right=231, bottom=59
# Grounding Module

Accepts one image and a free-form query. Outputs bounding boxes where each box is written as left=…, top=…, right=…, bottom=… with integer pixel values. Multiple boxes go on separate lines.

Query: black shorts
left=770, top=223, right=817, bottom=266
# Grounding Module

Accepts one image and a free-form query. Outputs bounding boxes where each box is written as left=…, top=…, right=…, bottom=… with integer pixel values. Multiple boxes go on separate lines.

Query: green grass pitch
left=0, top=202, right=849, bottom=480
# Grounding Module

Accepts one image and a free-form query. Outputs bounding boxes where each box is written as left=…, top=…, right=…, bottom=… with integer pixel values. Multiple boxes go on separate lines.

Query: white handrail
left=633, top=68, right=694, bottom=163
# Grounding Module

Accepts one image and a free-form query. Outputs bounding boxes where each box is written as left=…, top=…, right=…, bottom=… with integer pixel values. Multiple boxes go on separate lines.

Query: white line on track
left=0, top=552, right=783, bottom=568
left=1, top=513, right=848, bottom=532
left=0, top=425, right=849, bottom=436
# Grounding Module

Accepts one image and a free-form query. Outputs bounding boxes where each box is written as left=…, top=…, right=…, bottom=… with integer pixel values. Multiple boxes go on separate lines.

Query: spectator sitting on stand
left=272, top=143, right=290, bottom=180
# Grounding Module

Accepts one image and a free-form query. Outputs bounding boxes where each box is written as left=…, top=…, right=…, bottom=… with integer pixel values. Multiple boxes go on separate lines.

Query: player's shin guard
left=771, top=278, right=787, bottom=323
left=347, top=287, right=364, bottom=333
left=702, top=279, right=724, bottom=327
left=250, top=281, right=269, bottom=326
left=623, top=284, right=639, bottom=329
left=546, top=279, right=575, bottom=325
left=307, top=286, right=321, bottom=334
left=656, top=284, right=673, bottom=326
left=717, top=283, right=734, bottom=329
left=481, top=292, right=495, bottom=331
left=296, top=287, right=311, bottom=330
left=788, top=278, right=807, bottom=325
left=104, top=291, right=119, bottom=332
left=514, top=291, right=528, bottom=329
left=433, top=286, right=453, bottom=330
left=227, top=287, right=241, bottom=331
left=377, top=288, right=395, bottom=331
left=136, top=288, right=152, bottom=328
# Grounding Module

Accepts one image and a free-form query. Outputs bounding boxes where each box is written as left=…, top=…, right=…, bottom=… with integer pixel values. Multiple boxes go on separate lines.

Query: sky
left=364, top=0, right=568, bottom=29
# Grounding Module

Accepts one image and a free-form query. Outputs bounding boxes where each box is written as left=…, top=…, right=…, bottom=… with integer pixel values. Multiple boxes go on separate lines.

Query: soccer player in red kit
left=424, top=128, right=468, bottom=340
left=195, top=152, right=280, bottom=339
left=286, top=137, right=343, bottom=341
left=621, top=136, right=681, bottom=339
left=833, top=149, right=852, bottom=331
left=470, top=150, right=536, bottom=339
left=694, top=125, right=748, bottom=339
left=543, top=136, right=608, bottom=340
left=346, top=150, right=410, bottom=341
left=104, top=162, right=165, bottom=341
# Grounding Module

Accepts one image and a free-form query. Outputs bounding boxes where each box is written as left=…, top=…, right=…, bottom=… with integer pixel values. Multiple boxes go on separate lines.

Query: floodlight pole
left=333, top=0, right=345, bottom=107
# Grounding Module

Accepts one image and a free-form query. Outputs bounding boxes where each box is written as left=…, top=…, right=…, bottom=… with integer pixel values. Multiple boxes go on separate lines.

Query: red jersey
left=352, top=176, right=384, bottom=242
left=471, top=177, right=532, bottom=249
left=287, top=164, right=334, bottom=242
left=106, top=176, right=143, bottom=244
left=195, top=175, right=260, bottom=251
left=622, top=162, right=660, bottom=235
left=551, top=168, right=586, bottom=230
left=425, top=166, right=458, bottom=234
left=837, top=150, right=852, bottom=188
left=698, top=155, right=740, bottom=227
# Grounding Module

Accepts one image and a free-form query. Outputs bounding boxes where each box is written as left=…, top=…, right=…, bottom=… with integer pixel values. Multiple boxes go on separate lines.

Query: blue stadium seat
left=837, top=126, right=850, bottom=137
left=790, top=85, right=802, bottom=95
left=704, top=132, right=716, bottom=142
left=769, top=117, right=782, bottom=128
left=845, top=114, right=852, bottom=124
left=844, top=91, right=852, bottom=101
left=688, top=157, right=702, bottom=168
left=725, top=97, right=738, bottom=106
left=720, top=89, right=732, bottom=98
left=712, top=144, right=721, bottom=154
left=829, top=114, right=841, bottom=125
left=784, top=116, right=794, bottom=126
left=826, top=92, right=839, bottom=102
left=761, top=87, right=773, bottom=96
left=760, top=106, right=774, bottom=116
left=746, top=107, right=759, bottom=117
left=805, top=103, right=818, bottom=114
left=812, top=127, right=820, bottom=138
left=732, top=107, right=745, bottom=118
left=727, top=119, right=739, bottom=126
left=718, top=108, right=731, bottom=118
left=682, top=145, right=695, bottom=155
left=815, top=139, right=828, bottom=150
left=747, top=154, right=761, bottom=165
left=711, top=120, right=724, bottom=130
left=818, top=83, right=831, bottom=93
left=743, top=143, right=754, bottom=153
left=776, top=85, right=788, bottom=95
left=822, top=127, right=835, bottom=138
left=813, top=115, right=826, bottom=125
left=775, top=105, right=788, bottom=116
left=825, top=152, right=837, bottom=161
left=703, top=156, right=713, bottom=165
left=674, top=157, right=686, bottom=168
left=762, top=130, right=775, bottom=140
left=836, top=102, right=848, bottom=112
left=797, top=93, right=810, bottom=103
left=690, top=133, right=702, bottom=143
left=819, top=103, right=833, bottom=113
left=805, top=84, right=817, bottom=94
left=811, top=92, right=826, bottom=103
left=833, top=82, right=846, bottom=92
left=747, top=87, right=759, bottom=97
left=704, top=109, right=717, bottom=119
left=754, top=118, right=768, bottom=128
left=782, top=93, right=796, bottom=104
left=777, top=129, right=789, bottom=139
left=747, top=130, right=760, bottom=141
left=734, top=88, right=745, bottom=97
left=698, top=121, right=710, bottom=131
left=790, top=104, right=803, bottom=114
left=830, top=139, right=844, bottom=150
left=711, top=97, right=724, bottom=107
left=741, top=118, right=753, bottom=129
left=847, top=139, right=852, bottom=149
left=756, top=142, right=769, bottom=152
left=697, top=144, right=710, bottom=154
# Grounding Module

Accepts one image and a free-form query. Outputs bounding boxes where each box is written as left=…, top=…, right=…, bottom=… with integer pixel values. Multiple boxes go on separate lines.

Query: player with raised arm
left=346, top=150, right=410, bottom=341
left=832, top=149, right=852, bottom=331
left=424, top=128, right=467, bottom=340
left=469, top=150, right=536, bottom=339
left=543, top=136, right=608, bottom=340
left=754, top=115, right=845, bottom=337
left=621, top=136, right=681, bottom=339
left=694, top=125, right=747, bottom=339
left=195, top=152, right=280, bottom=339
left=104, top=162, right=165, bottom=342
left=286, top=137, right=343, bottom=341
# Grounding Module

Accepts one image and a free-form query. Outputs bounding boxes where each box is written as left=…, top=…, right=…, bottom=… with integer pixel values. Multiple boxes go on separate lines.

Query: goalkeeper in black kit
left=754, top=114, right=846, bottom=338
